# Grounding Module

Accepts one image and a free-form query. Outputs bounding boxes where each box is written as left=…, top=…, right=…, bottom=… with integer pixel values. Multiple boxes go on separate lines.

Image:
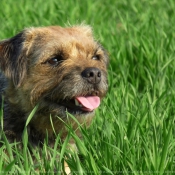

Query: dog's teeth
left=75, top=99, right=79, bottom=106
left=75, top=99, right=82, bottom=107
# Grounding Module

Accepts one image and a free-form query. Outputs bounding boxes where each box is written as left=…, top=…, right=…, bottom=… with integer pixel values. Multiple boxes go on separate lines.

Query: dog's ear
left=0, top=32, right=28, bottom=87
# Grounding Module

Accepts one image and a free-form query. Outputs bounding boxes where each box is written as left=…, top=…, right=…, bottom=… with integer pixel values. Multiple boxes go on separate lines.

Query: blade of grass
left=159, top=119, right=173, bottom=174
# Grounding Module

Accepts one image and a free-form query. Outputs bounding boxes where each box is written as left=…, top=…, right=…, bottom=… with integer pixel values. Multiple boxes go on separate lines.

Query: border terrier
left=0, top=25, right=108, bottom=155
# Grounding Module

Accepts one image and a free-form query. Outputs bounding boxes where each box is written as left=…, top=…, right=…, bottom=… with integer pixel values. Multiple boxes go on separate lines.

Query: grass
left=1, top=0, right=175, bottom=174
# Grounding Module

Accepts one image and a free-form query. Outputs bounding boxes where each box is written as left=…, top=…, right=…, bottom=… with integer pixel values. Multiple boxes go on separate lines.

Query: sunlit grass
left=1, top=0, right=175, bottom=174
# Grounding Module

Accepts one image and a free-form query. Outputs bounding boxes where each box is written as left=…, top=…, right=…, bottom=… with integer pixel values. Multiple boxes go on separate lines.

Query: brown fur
left=0, top=25, right=108, bottom=147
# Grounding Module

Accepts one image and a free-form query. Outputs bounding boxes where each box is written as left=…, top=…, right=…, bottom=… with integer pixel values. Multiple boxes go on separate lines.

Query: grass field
left=1, top=0, right=175, bottom=174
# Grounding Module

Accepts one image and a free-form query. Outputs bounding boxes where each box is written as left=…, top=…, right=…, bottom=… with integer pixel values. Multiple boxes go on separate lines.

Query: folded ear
left=0, top=32, right=28, bottom=87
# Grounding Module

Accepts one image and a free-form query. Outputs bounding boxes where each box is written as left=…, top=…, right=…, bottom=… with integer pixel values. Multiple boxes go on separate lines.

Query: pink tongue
left=76, top=96, right=100, bottom=111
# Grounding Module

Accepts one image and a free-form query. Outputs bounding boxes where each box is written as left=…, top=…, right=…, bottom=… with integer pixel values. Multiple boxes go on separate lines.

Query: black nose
left=81, top=67, right=101, bottom=84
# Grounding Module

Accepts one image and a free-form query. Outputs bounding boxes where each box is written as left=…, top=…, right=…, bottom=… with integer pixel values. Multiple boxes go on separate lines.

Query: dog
left=0, top=25, right=109, bottom=173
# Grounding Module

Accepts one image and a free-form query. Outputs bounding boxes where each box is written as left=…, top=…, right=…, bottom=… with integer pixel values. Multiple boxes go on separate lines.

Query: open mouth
left=73, top=96, right=100, bottom=111
left=46, top=96, right=101, bottom=114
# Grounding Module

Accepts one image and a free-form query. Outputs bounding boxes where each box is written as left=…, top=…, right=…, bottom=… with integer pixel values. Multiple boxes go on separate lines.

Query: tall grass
left=0, top=0, right=175, bottom=174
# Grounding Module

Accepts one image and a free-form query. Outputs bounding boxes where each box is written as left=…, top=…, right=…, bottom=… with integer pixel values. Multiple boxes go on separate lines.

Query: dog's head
left=0, top=25, right=109, bottom=122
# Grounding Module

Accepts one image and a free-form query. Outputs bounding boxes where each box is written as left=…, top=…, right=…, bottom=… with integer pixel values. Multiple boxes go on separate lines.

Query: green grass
left=1, top=0, right=175, bottom=174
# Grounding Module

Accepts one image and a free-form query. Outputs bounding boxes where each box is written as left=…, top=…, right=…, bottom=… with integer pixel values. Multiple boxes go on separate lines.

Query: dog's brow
left=93, top=45, right=102, bottom=55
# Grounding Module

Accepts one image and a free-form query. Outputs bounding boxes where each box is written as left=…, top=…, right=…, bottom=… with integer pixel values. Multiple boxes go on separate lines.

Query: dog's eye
left=92, top=55, right=100, bottom=60
left=48, top=58, right=59, bottom=65
left=47, top=55, right=63, bottom=66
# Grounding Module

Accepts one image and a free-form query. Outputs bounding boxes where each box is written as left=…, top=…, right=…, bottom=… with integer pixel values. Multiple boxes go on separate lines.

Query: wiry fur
left=0, top=25, right=109, bottom=147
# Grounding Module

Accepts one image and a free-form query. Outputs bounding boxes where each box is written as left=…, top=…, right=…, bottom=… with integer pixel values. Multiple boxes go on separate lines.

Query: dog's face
left=0, top=25, right=108, bottom=135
